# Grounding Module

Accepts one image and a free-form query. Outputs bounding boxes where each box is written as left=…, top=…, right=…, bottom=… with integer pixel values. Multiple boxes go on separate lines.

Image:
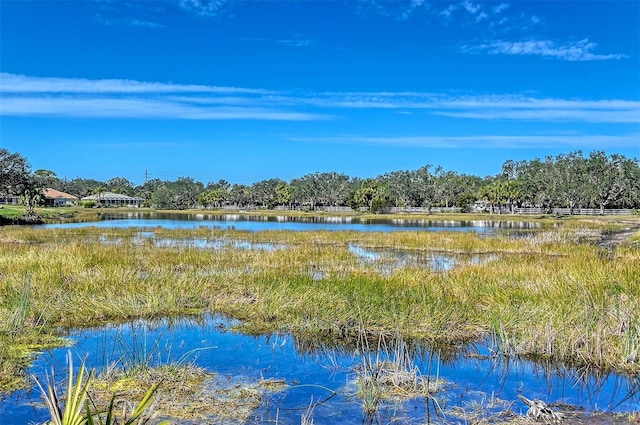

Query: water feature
left=99, top=232, right=488, bottom=273
left=348, top=244, right=497, bottom=273
left=40, top=211, right=541, bottom=234
left=98, top=231, right=287, bottom=251
left=1, top=316, right=638, bottom=424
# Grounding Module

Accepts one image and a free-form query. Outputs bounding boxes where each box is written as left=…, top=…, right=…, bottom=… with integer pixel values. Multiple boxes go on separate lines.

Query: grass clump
left=34, top=352, right=167, bottom=425
left=92, top=364, right=286, bottom=423
left=349, top=332, right=444, bottom=419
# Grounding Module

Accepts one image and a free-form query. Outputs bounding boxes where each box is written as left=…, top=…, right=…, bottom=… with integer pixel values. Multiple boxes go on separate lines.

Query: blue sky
left=1, top=0, right=638, bottom=186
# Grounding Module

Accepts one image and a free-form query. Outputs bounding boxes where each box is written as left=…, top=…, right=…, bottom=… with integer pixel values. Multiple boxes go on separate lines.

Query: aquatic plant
left=35, top=353, right=92, bottom=425
left=34, top=352, right=168, bottom=425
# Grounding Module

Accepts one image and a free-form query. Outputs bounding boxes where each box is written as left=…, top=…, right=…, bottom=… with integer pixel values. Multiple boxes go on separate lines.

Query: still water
left=1, top=316, right=637, bottom=424
left=40, top=212, right=541, bottom=233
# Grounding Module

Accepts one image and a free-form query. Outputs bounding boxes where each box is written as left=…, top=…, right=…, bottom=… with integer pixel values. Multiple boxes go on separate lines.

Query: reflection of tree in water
left=293, top=331, right=474, bottom=365
left=293, top=329, right=640, bottom=422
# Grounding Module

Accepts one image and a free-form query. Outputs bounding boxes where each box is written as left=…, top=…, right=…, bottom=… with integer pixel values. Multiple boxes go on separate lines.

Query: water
left=98, top=234, right=489, bottom=272
left=99, top=232, right=287, bottom=251
left=348, top=244, right=497, bottom=273
left=1, top=316, right=638, bottom=424
left=39, top=212, right=541, bottom=234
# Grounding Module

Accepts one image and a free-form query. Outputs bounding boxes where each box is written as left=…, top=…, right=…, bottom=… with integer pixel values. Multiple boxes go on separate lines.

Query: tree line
left=1, top=148, right=639, bottom=213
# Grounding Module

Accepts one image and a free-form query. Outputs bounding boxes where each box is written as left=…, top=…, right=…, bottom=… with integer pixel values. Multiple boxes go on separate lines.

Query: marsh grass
left=93, top=363, right=287, bottom=422
left=300, top=398, right=316, bottom=425
left=348, top=328, right=444, bottom=419
left=447, top=390, right=516, bottom=424
left=1, top=218, right=639, bottom=392
left=91, top=362, right=208, bottom=421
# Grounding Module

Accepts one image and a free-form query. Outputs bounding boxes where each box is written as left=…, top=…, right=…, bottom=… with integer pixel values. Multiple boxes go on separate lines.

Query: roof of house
left=81, top=192, right=144, bottom=201
left=44, top=188, right=79, bottom=200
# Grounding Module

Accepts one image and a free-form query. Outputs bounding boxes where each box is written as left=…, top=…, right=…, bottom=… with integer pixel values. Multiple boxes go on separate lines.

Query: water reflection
left=138, top=233, right=285, bottom=251
left=97, top=232, right=287, bottom=251
left=348, top=244, right=497, bottom=273
left=2, top=315, right=637, bottom=425
left=41, top=212, right=541, bottom=234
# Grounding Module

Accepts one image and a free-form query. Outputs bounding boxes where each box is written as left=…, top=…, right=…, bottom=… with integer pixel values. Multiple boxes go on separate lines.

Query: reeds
left=345, top=325, right=446, bottom=422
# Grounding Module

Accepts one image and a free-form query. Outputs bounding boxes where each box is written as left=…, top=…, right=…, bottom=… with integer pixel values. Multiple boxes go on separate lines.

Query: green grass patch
left=0, top=206, right=28, bottom=219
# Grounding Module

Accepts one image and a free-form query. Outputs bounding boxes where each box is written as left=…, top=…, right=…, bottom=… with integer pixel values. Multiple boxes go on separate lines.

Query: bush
left=82, top=201, right=96, bottom=208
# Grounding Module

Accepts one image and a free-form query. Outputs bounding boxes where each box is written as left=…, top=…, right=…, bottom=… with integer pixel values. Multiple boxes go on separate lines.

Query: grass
left=0, top=205, right=102, bottom=225
left=93, top=366, right=287, bottom=423
left=349, top=331, right=444, bottom=418
left=0, top=205, right=28, bottom=219
left=0, top=215, right=639, bottom=393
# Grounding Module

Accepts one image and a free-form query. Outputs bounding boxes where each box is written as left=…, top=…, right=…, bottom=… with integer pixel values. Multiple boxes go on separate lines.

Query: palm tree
left=20, top=179, right=43, bottom=221
left=91, top=185, right=105, bottom=207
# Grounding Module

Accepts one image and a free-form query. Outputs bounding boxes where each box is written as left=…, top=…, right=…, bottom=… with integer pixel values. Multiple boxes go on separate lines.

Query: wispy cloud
left=91, top=1, right=168, bottom=29
left=493, top=3, right=509, bottom=14
left=93, top=14, right=164, bottom=29
left=288, top=134, right=640, bottom=149
left=1, top=74, right=638, bottom=124
left=277, top=38, right=313, bottom=48
left=354, top=0, right=430, bottom=21
left=305, top=92, right=640, bottom=124
left=239, top=37, right=314, bottom=48
left=461, top=1, right=481, bottom=15
left=435, top=1, right=543, bottom=33
left=0, top=73, right=272, bottom=94
left=177, top=0, right=229, bottom=17
left=438, top=1, right=490, bottom=24
left=0, top=73, right=326, bottom=121
left=0, top=97, right=328, bottom=121
left=433, top=109, right=638, bottom=123
left=439, top=3, right=458, bottom=20
left=462, top=38, right=628, bottom=61
left=400, top=0, right=428, bottom=20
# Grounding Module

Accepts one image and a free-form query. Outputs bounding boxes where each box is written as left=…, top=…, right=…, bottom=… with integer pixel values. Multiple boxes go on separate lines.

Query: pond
left=1, top=316, right=638, bottom=425
left=39, top=212, right=541, bottom=234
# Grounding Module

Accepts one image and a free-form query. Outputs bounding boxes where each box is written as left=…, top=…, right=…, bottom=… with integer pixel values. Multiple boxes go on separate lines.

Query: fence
left=0, top=196, right=20, bottom=205
left=511, top=207, right=633, bottom=216
left=382, top=206, right=463, bottom=214
left=209, top=204, right=635, bottom=216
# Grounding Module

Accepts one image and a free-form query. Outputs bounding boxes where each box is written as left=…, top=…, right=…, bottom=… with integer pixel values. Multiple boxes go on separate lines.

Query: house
left=472, top=200, right=491, bottom=212
left=81, top=192, right=144, bottom=208
left=43, top=188, right=79, bottom=207
left=0, top=195, right=20, bottom=205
